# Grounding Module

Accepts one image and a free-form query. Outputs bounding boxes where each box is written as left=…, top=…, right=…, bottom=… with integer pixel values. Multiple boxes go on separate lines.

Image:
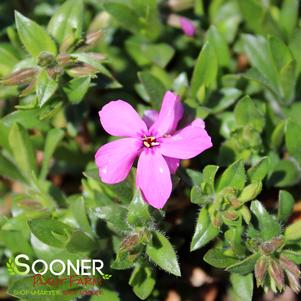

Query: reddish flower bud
left=268, top=259, right=285, bottom=292
left=1, top=68, right=37, bottom=86
left=255, top=256, right=268, bottom=287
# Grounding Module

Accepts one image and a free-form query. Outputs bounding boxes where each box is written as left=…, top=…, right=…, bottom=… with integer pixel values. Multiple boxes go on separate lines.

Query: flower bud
left=1, top=68, right=37, bottom=86
left=260, top=236, right=284, bottom=255
left=85, top=31, right=102, bottom=46
left=279, top=255, right=301, bottom=278
left=56, top=54, right=73, bottom=66
left=37, top=51, right=55, bottom=67
left=120, top=233, right=141, bottom=252
left=286, top=270, right=301, bottom=293
left=67, top=65, right=97, bottom=77
left=268, top=259, right=285, bottom=292
left=255, top=256, right=268, bottom=287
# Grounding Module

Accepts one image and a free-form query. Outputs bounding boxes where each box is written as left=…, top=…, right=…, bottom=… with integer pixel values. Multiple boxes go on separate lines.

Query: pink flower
left=95, top=91, right=212, bottom=209
left=179, top=17, right=196, bottom=37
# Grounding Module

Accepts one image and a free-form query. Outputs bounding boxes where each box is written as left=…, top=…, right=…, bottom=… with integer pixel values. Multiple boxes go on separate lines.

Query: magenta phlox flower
left=95, top=91, right=212, bottom=209
left=179, top=17, right=196, bottom=37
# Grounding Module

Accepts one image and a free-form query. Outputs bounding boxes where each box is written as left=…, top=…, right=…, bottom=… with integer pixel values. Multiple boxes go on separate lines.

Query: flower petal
left=159, top=119, right=212, bottom=159
left=143, top=110, right=159, bottom=128
left=95, top=138, right=141, bottom=184
left=150, top=91, right=184, bottom=136
left=136, top=149, right=172, bottom=209
left=99, top=100, right=147, bottom=137
left=179, top=17, right=196, bottom=37
left=164, top=157, right=180, bottom=174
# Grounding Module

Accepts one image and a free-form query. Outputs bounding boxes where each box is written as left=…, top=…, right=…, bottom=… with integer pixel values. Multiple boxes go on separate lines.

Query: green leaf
left=127, top=190, right=152, bottom=228
left=279, top=60, right=296, bottom=103
left=39, top=128, right=64, bottom=180
left=9, top=123, right=37, bottom=177
left=230, top=273, right=253, bottom=301
left=125, top=37, right=174, bottom=68
left=129, top=264, right=156, bottom=300
left=268, top=159, right=300, bottom=187
left=146, top=231, right=181, bottom=276
left=47, top=0, right=83, bottom=44
left=285, top=220, right=301, bottom=240
left=28, top=218, right=73, bottom=248
left=190, top=207, right=219, bottom=251
left=247, top=157, right=269, bottom=183
left=250, top=200, right=281, bottom=240
left=206, top=25, right=230, bottom=67
left=226, top=253, right=260, bottom=274
left=103, top=2, right=141, bottom=35
left=66, top=230, right=95, bottom=253
left=242, top=34, right=279, bottom=93
left=138, top=71, right=165, bottom=110
left=278, top=190, right=294, bottom=223
left=0, top=153, right=26, bottom=183
left=279, top=0, right=299, bottom=39
left=268, top=36, right=293, bottom=71
left=285, top=120, right=301, bottom=163
left=271, top=121, right=285, bottom=150
left=191, top=42, right=218, bottom=98
left=15, top=11, right=57, bottom=57
left=202, top=165, right=219, bottom=192
left=36, top=69, right=58, bottom=107
left=234, top=96, right=265, bottom=131
left=217, top=160, right=246, bottom=191
left=238, top=182, right=262, bottom=203
left=70, top=197, right=92, bottom=234
left=63, top=76, right=91, bottom=104
left=204, top=248, right=238, bottom=268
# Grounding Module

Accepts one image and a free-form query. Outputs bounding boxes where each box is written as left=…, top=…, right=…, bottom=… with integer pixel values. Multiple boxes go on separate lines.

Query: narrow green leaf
left=146, top=231, right=181, bottom=276
left=242, top=34, right=279, bottom=92
left=268, top=36, right=293, bottom=71
left=206, top=25, right=230, bottom=67
left=138, top=71, right=165, bottom=110
left=36, top=70, right=58, bottom=107
left=279, top=0, right=299, bottom=39
left=28, top=218, right=73, bottom=248
left=40, top=128, right=64, bottom=180
left=285, top=120, right=301, bottom=163
left=230, top=273, right=253, bottom=301
left=0, top=153, right=26, bottom=183
left=226, top=253, right=260, bottom=274
left=47, top=0, right=83, bottom=44
left=234, top=96, right=265, bottom=131
left=15, top=11, right=57, bottom=57
left=66, top=230, right=95, bottom=253
left=250, top=200, right=281, bottom=240
left=70, top=197, right=92, bottom=234
left=64, top=76, right=91, bottom=104
left=129, top=264, right=156, bottom=300
left=127, top=190, right=152, bottom=227
left=217, top=160, right=246, bottom=191
left=9, top=123, right=37, bottom=177
left=278, top=190, right=294, bottom=223
left=190, top=207, right=219, bottom=251
left=204, top=248, right=238, bottom=268
left=247, top=157, right=269, bottom=183
left=103, top=2, right=141, bottom=35
left=191, top=42, right=218, bottom=98
left=285, top=220, right=301, bottom=241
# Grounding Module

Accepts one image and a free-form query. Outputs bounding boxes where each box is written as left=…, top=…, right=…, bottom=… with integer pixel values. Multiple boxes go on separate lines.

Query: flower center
left=142, top=136, right=160, bottom=148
